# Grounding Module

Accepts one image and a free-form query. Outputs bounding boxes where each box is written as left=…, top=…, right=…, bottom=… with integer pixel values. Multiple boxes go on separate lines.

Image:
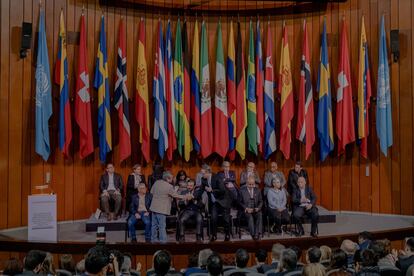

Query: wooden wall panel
left=0, top=0, right=413, bottom=229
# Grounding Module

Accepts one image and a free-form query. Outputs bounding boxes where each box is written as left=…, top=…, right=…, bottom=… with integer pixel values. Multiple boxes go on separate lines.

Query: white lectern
left=28, top=194, right=57, bottom=242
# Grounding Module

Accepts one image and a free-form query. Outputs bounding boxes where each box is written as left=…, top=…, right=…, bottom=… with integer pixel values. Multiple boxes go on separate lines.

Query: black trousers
left=178, top=209, right=203, bottom=236
left=243, top=211, right=262, bottom=237
left=293, top=206, right=319, bottom=233
left=268, top=208, right=290, bottom=229
left=210, top=202, right=230, bottom=236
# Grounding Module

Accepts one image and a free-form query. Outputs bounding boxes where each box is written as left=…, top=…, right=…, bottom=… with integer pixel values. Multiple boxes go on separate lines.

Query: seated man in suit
left=127, top=183, right=152, bottom=243
left=287, top=161, right=309, bottom=195
left=264, top=161, right=286, bottom=196
left=239, top=162, right=261, bottom=187
left=126, top=164, right=146, bottom=214
left=177, top=179, right=205, bottom=242
left=239, top=175, right=263, bottom=240
left=292, top=176, right=319, bottom=237
left=100, top=163, right=123, bottom=221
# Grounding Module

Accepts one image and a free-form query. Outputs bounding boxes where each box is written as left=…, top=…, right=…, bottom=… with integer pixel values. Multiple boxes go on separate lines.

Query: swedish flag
left=94, top=16, right=112, bottom=163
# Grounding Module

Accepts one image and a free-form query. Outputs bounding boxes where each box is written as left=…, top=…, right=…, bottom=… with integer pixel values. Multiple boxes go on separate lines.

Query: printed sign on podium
left=28, top=194, right=57, bottom=242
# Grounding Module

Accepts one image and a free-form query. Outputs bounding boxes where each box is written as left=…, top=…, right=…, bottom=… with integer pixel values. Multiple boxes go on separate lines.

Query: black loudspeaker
left=390, top=29, right=399, bottom=63
left=20, top=22, right=32, bottom=59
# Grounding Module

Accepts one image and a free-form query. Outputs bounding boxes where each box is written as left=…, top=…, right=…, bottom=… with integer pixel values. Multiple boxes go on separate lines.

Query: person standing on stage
left=127, top=183, right=152, bottom=243
left=292, top=176, right=319, bottom=237
left=126, top=164, right=146, bottom=214
left=202, top=165, right=232, bottom=242
left=287, top=161, right=309, bottom=195
left=177, top=179, right=205, bottom=242
left=239, top=176, right=263, bottom=240
left=99, top=163, right=123, bottom=221
left=264, top=161, right=286, bottom=196
left=239, top=162, right=261, bottom=187
left=149, top=171, right=193, bottom=243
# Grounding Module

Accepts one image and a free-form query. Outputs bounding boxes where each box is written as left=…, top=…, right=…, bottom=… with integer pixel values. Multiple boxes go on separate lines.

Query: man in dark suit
left=239, top=162, right=261, bottom=187
left=292, top=176, right=319, bottom=237
left=287, top=161, right=309, bottom=195
left=126, top=164, right=146, bottom=214
left=216, top=161, right=239, bottom=207
left=100, top=163, right=124, bottom=221
left=202, top=164, right=233, bottom=242
left=127, top=183, right=152, bottom=243
left=177, top=179, right=205, bottom=242
left=239, top=175, right=263, bottom=240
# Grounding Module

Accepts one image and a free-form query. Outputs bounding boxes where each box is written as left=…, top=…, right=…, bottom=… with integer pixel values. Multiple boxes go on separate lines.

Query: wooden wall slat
left=0, top=0, right=414, bottom=229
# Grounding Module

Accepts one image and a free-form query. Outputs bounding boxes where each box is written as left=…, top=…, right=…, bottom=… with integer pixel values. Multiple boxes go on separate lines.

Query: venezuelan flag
left=94, top=16, right=112, bottom=163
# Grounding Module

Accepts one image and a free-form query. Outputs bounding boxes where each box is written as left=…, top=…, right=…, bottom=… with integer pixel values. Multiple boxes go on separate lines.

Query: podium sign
left=28, top=194, right=57, bottom=242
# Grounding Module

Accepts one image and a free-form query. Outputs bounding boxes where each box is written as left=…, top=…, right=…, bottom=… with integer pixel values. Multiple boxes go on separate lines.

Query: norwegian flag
left=114, top=18, right=131, bottom=162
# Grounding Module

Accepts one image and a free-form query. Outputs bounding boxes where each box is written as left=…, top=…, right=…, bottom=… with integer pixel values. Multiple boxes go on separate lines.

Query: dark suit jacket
left=129, top=193, right=152, bottom=214
left=126, top=174, right=146, bottom=198
left=291, top=186, right=316, bottom=207
left=99, top=173, right=123, bottom=194
left=216, top=170, right=237, bottom=184
left=178, top=186, right=205, bottom=212
left=239, top=186, right=263, bottom=211
left=207, top=173, right=233, bottom=209
left=287, top=169, right=309, bottom=194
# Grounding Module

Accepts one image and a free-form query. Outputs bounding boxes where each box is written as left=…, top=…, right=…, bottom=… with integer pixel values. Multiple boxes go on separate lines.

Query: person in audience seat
left=320, top=245, right=332, bottom=267
left=126, top=164, right=146, bottom=215
left=83, top=246, right=114, bottom=276
left=358, top=231, right=373, bottom=251
left=251, top=249, right=272, bottom=274
left=100, top=163, right=124, bottom=221
left=292, top=176, right=319, bottom=237
left=354, top=249, right=380, bottom=275
left=207, top=253, right=223, bottom=276
left=184, top=249, right=213, bottom=276
left=223, top=249, right=255, bottom=276
left=267, top=177, right=289, bottom=234
left=264, top=161, right=286, bottom=196
left=269, top=243, right=286, bottom=271
left=16, top=250, right=46, bottom=276
left=3, top=258, right=23, bottom=276
left=267, top=248, right=300, bottom=276
left=177, top=179, right=205, bottom=242
left=239, top=162, right=261, bottom=187
left=239, top=175, right=263, bottom=240
left=395, top=237, right=414, bottom=275
left=340, top=239, right=358, bottom=269
left=127, top=183, right=152, bottom=243
left=148, top=250, right=181, bottom=276
left=287, top=161, right=308, bottom=195
left=327, top=249, right=353, bottom=275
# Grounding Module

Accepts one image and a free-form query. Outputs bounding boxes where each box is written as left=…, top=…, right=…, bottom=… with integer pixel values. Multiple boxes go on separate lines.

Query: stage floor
left=0, top=211, right=413, bottom=244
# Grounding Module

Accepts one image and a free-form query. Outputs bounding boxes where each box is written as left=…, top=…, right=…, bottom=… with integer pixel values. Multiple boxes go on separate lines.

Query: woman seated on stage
left=126, top=164, right=146, bottom=212
left=267, top=177, right=289, bottom=234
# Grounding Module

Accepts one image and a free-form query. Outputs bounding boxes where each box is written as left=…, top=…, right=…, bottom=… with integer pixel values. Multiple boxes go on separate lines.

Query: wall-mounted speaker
left=390, top=29, right=399, bottom=63
left=20, top=22, right=32, bottom=59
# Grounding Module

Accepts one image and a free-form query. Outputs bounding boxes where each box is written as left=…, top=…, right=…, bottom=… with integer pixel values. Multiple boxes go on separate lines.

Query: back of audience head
left=405, top=237, right=414, bottom=253
left=320, top=245, right=332, bottom=263
left=255, top=249, right=267, bottom=264
left=198, top=249, right=213, bottom=269
left=235, top=249, right=249, bottom=268
left=302, top=263, right=325, bottom=276
left=307, top=246, right=322, bottom=264
left=85, top=246, right=110, bottom=275
left=121, top=254, right=132, bottom=274
left=75, top=259, right=85, bottom=274
left=289, top=246, right=302, bottom=262
left=358, top=231, right=373, bottom=244
left=207, top=253, right=223, bottom=276
left=329, top=249, right=348, bottom=270
left=186, top=252, right=198, bottom=268
left=369, top=240, right=387, bottom=260
left=278, top=249, right=297, bottom=272
left=41, top=252, right=55, bottom=275
left=354, top=249, right=378, bottom=269
left=271, top=243, right=286, bottom=262
left=3, top=257, right=23, bottom=276
left=340, top=239, right=358, bottom=255
left=154, top=250, right=172, bottom=276
left=60, top=254, right=75, bottom=273
left=24, top=250, right=47, bottom=273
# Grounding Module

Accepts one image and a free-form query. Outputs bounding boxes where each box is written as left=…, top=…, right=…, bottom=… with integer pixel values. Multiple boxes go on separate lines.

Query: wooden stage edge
left=0, top=227, right=413, bottom=255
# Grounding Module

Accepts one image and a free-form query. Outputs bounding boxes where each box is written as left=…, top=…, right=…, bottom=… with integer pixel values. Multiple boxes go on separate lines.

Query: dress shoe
left=311, top=232, right=318, bottom=238
left=296, top=226, right=304, bottom=236
left=210, top=235, right=217, bottom=242
left=131, top=238, right=137, bottom=243
left=196, top=235, right=203, bottom=241
left=253, top=235, right=260, bottom=241
left=178, top=235, right=185, bottom=242
left=224, top=234, right=230, bottom=241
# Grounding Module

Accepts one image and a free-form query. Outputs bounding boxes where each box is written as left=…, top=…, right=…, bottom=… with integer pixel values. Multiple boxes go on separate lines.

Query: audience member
left=302, top=263, right=325, bottom=276
left=99, top=163, right=123, bottom=221
left=223, top=249, right=253, bottom=276
left=358, top=231, right=373, bottom=250
left=207, top=253, right=223, bottom=276
left=128, top=183, right=152, bottom=243
left=287, top=161, right=308, bottom=195
left=239, top=162, right=260, bottom=187
left=75, top=259, right=85, bottom=275
left=274, top=248, right=299, bottom=275
left=40, top=252, right=55, bottom=275
left=395, top=237, right=414, bottom=275
left=306, top=246, right=322, bottom=264
left=59, top=254, right=75, bottom=274
left=239, top=175, right=263, bottom=240
left=153, top=250, right=172, bottom=276
left=3, top=258, right=23, bottom=276
left=354, top=249, right=380, bottom=275
left=267, top=177, right=289, bottom=234
left=320, top=245, right=332, bottom=267
left=17, top=250, right=47, bottom=275
left=289, top=246, right=304, bottom=268
left=126, top=164, right=146, bottom=213
left=263, top=161, right=286, bottom=196
left=84, top=246, right=111, bottom=276
left=369, top=240, right=395, bottom=267
left=340, top=239, right=358, bottom=268
left=269, top=243, right=286, bottom=270
left=120, top=253, right=133, bottom=276
left=327, top=249, right=353, bottom=275
left=251, top=249, right=271, bottom=274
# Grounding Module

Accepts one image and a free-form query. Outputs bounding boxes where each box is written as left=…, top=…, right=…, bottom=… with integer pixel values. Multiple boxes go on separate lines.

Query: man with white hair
left=340, top=239, right=359, bottom=268
left=150, top=171, right=193, bottom=243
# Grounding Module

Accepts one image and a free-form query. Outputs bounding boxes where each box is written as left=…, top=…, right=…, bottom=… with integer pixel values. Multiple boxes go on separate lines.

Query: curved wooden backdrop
left=0, top=0, right=413, bottom=230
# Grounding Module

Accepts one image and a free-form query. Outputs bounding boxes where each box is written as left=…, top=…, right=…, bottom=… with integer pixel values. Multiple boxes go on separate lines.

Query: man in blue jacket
left=127, top=183, right=152, bottom=243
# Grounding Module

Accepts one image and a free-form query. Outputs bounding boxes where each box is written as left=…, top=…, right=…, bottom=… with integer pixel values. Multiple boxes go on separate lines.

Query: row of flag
left=35, top=9, right=393, bottom=163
